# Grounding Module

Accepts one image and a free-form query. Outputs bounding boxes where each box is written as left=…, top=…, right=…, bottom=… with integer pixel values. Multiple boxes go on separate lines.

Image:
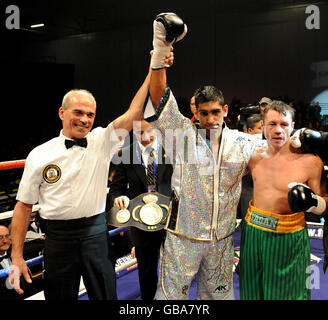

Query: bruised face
left=59, top=91, right=96, bottom=140
left=134, top=120, right=156, bottom=147
left=195, top=101, right=228, bottom=138
left=263, top=109, right=294, bottom=150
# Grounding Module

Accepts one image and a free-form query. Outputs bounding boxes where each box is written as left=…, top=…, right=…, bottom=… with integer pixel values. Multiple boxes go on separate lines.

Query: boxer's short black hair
left=194, top=86, right=224, bottom=108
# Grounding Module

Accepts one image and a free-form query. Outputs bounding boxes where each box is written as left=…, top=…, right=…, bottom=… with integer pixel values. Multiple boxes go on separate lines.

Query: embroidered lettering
left=250, top=211, right=278, bottom=231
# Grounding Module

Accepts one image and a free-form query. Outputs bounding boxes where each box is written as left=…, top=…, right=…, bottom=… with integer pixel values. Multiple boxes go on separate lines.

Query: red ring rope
left=0, top=160, right=25, bottom=170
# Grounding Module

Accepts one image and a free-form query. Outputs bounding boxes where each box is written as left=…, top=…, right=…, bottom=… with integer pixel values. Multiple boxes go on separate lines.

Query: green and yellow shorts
left=239, top=202, right=311, bottom=300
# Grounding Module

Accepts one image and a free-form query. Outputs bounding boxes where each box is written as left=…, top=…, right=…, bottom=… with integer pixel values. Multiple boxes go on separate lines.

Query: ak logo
left=215, top=285, right=227, bottom=293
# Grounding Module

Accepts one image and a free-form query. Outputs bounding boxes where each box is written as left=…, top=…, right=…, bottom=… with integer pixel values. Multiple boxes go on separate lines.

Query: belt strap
left=107, top=192, right=170, bottom=232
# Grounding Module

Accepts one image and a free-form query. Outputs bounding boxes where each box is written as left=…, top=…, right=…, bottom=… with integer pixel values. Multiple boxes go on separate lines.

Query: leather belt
left=107, top=192, right=171, bottom=231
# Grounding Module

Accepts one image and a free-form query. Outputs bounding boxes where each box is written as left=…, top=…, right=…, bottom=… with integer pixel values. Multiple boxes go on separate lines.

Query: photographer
left=238, top=104, right=261, bottom=132
left=237, top=97, right=272, bottom=132
left=259, top=97, right=272, bottom=114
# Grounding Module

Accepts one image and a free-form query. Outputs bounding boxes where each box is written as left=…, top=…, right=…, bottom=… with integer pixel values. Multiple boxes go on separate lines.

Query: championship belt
left=107, top=192, right=171, bottom=231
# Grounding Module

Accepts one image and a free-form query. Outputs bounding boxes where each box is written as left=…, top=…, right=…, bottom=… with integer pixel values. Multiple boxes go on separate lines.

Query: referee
left=9, top=71, right=154, bottom=300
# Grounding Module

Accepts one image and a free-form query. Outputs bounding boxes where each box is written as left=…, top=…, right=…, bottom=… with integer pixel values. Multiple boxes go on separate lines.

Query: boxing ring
left=0, top=212, right=139, bottom=299
left=0, top=159, right=140, bottom=300
left=0, top=159, right=327, bottom=300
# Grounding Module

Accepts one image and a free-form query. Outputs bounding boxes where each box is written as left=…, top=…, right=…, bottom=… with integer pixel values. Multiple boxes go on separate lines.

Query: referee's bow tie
left=0, top=254, right=9, bottom=262
left=65, top=138, right=87, bottom=149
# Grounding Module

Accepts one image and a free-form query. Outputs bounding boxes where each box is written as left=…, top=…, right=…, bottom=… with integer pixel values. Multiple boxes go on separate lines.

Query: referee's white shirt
left=16, top=123, right=121, bottom=220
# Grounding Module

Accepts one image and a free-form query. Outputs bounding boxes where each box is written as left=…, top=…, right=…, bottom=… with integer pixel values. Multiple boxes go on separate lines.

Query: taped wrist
left=308, top=195, right=326, bottom=215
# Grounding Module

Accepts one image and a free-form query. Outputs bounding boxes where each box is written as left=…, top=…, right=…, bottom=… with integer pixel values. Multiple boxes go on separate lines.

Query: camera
left=239, top=105, right=261, bottom=116
left=239, top=104, right=261, bottom=126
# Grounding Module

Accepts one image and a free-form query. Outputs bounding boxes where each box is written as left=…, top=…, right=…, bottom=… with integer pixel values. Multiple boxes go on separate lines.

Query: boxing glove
left=151, top=12, right=187, bottom=69
left=291, top=128, right=328, bottom=162
left=288, top=182, right=326, bottom=215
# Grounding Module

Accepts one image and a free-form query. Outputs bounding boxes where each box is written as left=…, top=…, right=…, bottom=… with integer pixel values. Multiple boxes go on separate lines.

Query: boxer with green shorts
left=240, top=203, right=310, bottom=300
left=239, top=100, right=327, bottom=300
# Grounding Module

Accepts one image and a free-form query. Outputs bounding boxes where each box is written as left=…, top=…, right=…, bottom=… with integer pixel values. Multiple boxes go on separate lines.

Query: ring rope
left=0, top=159, right=25, bottom=171
left=0, top=226, right=133, bottom=278
left=0, top=219, right=324, bottom=279
left=0, top=159, right=138, bottom=297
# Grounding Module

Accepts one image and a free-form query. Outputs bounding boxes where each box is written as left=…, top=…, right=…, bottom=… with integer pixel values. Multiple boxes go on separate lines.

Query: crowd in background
left=225, top=97, right=328, bottom=132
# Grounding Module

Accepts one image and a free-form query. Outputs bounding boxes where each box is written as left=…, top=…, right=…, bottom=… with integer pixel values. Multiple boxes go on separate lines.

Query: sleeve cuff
left=145, top=86, right=171, bottom=123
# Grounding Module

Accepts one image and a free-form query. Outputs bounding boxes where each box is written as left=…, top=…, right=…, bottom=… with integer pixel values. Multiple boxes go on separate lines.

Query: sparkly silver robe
left=149, top=88, right=265, bottom=241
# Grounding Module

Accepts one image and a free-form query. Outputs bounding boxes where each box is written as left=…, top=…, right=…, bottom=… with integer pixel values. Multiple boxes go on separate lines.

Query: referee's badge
left=43, top=164, right=61, bottom=183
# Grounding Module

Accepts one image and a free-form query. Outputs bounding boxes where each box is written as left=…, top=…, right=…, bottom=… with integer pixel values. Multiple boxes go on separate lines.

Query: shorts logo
left=43, top=164, right=61, bottom=184
left=250, top=211, right=278, bottom=231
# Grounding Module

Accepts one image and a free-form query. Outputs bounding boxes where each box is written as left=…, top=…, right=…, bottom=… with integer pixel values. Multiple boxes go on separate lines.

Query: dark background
left=1, top=0, right=327, bottom=161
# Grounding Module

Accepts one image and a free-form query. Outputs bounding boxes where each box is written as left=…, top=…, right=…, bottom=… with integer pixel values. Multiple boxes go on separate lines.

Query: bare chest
left=251, top=155, right=312, bottom=192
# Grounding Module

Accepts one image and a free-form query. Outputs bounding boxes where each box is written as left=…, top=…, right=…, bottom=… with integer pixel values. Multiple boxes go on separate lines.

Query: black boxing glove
left=291, top=128, right=328, bottom=162
left=288, top=182, right=326, bottom=215
left=151, top=12, right=187, bottom=69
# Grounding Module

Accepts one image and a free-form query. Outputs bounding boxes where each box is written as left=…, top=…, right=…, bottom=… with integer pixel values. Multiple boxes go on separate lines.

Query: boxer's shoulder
left=291, top=147, right=323, bottom=164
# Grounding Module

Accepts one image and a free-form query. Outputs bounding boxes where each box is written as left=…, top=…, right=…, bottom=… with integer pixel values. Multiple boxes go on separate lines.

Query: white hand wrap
left=151, top=21, right=173, bottom=69
left=290, top=129, right=304, bottom=148
left=151, top=19, right=187, bottom=69
left=309, top=195, right=326, bottom=215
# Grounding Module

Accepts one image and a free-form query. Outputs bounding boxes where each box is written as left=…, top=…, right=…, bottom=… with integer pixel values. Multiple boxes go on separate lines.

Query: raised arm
left=113, top=71, right=151, bottom=131
left=149, top=13, right=187, bottom=109
left=150, top=68, right=167, bottom=109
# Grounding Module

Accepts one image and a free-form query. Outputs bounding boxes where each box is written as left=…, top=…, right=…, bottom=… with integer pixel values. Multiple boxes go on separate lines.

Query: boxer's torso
left=249, top=142, right=319, bottom=214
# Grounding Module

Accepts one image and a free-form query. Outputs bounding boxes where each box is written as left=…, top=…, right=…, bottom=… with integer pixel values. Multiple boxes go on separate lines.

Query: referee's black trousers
left=43, top=213, right=117, bottom=300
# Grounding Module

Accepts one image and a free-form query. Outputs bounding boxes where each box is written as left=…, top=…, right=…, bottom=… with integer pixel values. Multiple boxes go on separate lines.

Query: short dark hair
left=246, top=114, right=262, bottom=130
left=264, top=100, right=295, bottom=120
left=194, top=86, right=224, bottom=108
